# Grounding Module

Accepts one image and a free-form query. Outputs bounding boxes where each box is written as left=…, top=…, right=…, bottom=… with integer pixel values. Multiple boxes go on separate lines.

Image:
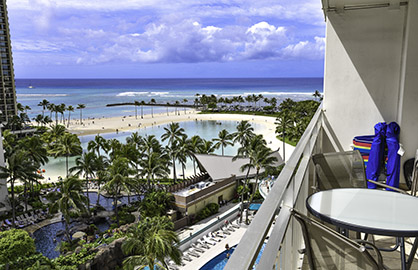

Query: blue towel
left=366, top=122, right=387, bottom=189
left=385, top=122, right=401, bottom=190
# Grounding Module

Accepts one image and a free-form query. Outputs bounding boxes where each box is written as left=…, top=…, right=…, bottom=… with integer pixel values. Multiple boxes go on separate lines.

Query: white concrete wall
left=323, top=3, right=418, bottom=183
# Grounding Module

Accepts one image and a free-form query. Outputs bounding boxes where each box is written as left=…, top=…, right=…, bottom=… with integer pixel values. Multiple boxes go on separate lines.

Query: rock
left=75, top=246, right=82, bottom=254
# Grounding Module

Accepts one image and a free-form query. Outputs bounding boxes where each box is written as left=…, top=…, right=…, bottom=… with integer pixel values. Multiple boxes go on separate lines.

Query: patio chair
left=291, top=209, right=384, bottom=270
left=312, top=150, right=406, bottom=194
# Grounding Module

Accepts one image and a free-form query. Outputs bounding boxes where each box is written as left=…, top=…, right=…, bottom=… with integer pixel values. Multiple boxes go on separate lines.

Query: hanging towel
left=386, top=122, right=401, bottom=190
left=366, top=122, right=387, bottom=189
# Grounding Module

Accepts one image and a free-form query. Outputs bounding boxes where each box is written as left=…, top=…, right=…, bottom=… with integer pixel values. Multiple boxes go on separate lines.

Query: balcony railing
left=225, top=105, right=324, bottom=270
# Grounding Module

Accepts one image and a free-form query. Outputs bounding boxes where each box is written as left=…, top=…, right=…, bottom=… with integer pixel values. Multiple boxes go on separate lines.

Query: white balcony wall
left=323, top=1, right=418, bottom=183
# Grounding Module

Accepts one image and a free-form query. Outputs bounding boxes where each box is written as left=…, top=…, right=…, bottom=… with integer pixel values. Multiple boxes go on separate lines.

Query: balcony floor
left=302, top=235, right=418, bottom=269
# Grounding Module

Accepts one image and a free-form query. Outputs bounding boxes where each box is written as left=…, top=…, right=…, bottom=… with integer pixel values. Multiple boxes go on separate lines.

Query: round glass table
left=306, top=188, right=418, bottom=270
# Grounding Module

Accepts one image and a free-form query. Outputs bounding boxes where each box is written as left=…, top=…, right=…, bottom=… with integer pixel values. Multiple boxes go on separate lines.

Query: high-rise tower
left=0, top=0, right=16, bottom=123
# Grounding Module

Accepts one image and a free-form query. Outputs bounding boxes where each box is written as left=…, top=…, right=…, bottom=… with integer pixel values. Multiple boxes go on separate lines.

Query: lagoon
left=41, top=119, right=277, bottom=181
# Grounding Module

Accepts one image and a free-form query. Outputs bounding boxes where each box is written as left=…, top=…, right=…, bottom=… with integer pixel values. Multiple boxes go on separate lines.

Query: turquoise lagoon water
left=41, top=119, right=275, bottom=180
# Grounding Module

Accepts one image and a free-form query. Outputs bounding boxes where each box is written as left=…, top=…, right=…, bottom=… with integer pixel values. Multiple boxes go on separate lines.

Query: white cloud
left=8, top=0, right=325, bottom=67
left=283, top=36, right=325, bottom=60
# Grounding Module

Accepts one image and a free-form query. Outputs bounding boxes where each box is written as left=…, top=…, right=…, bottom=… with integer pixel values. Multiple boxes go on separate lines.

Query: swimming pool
left=199, top=243, right=265, bottom=270
left=248, top=203, right=262, bottom=211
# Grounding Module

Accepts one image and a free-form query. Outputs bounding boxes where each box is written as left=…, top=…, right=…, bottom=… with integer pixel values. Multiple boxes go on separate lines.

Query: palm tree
left=33, top=114, right=44, bottom=126
left=166, top=102, right=170, bottom=116
left=0, top=150, right=38, bottom=226
left=183, top=99, right=188, bottom=114
left=47, top=103, right=54, bottom=119
left=139, top=152, right=170, bottom=187
left=174, top=100, right=180, bottom=115
left=275, top=99, right=296, bottom=161
left=150, top=99, right=156, bottom=118
left=67, top=105, right=74, bottom=128
left=58, top=103, right=66, bottom=125
left=233, top=120, right=255, bottom=148
left=103, top=157, right=134, bottom=226
left=312, top=90, right=322, bottom=101
left=87, top=135, right=108, bottom=156
left=140, top=101, right=146, bottom=119
left=38, top=99, right=49, bottom=117
left=188, top=135, right=204, bottom=175
left=134, top=101, right=140, bottom=119
left=50, top=133, right=82, bottom=177
left=50, top=176, right=88, bottom=242
left=199, top=139, right=216, bottom=154
left=161, top=122, right=186, bottom=182
left=77, top=104, right=86, bottom=125
left=213, top=129, right=233, bottom=156
left=177, top=136, right=190, bottom=180
left=70, top=151, right=98, bottom=213
left=234, top=135, right=266, bottom=223
left=122, top=216, right=182, bottom=270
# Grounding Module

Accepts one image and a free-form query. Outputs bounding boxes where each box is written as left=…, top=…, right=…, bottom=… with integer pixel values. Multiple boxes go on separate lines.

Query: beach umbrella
left=72, top=231, right=86, bottom=239
left=366, top=122, right=387, bottom=189
left=386, top=122, right=401, bottom=190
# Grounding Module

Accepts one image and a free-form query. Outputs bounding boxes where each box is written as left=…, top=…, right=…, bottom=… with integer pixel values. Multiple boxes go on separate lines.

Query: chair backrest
left=312, top=150, right=367, bottom=191
left=292, top=209, right=381, bottom=270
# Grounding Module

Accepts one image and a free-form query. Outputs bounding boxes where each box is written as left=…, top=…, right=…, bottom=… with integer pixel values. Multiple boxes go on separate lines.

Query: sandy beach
left=66, top=109, right=295, bottom=160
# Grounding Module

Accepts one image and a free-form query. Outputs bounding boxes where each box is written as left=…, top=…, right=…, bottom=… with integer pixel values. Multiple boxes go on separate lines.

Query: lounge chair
left=202, top=236, right=216, bottom=245
left=191, top=244, right=205, bottom=253
left=197, top=240, right=210, bottom=249
left=225, top=224, right=235, bottom=232
left=221, top=227, right=231, bottom=235
left=187, top=250, right=200, bottom=257
left=182, top=255, right=193, bottom=262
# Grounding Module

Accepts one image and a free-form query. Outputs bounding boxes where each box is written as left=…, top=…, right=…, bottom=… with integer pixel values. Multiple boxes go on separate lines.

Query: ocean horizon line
left=16, top=77, right=324, bottom=80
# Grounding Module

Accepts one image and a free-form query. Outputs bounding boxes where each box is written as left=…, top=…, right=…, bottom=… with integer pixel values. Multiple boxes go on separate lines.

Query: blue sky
left=7, top=0, right=325, bottom=78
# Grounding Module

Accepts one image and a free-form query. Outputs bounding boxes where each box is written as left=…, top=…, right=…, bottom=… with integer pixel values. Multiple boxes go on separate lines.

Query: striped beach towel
left=353, top=135, right=387, bottom=168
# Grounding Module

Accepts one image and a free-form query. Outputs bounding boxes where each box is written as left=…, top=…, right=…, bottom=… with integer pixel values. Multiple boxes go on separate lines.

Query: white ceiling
left=322, top=0, right=408, bottom=11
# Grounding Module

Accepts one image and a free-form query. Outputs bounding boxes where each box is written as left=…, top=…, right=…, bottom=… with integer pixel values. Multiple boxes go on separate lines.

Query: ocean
left=15, top=78, right=323, bottom=119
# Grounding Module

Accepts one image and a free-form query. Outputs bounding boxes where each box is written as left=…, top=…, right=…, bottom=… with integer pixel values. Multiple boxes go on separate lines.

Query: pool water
left=85, top=192, right=141, bottom=211
left=34, top=192, right=139, bottom=259
left=249, top=203, right=262, bottom=211
left=33, top=220, right=110, bottom=259
left=200, top=243, right=266, bottom=270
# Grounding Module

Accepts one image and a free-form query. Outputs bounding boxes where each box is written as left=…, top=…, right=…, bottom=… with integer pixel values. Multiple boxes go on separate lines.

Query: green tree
left=275, top=98, right=296, bottom=161
left=103, top=157, right=134, bottom=226
left=0, top=229, right=36, bottom=266
left=134, top=100, right=140, bottom=119
left=140, top=101, right=146, bottom=119
left=0, top=150, right=38, bottom=226
left=139, top=190, right=174, bottom=218
left=122, top=216, right=181, bottom=270
left=70, top=151, right=98, bottom=213
left=199, top=139, right=216, bottom=154
left=139, top=152, right=170, bottom=188
left=313, top=90, right=322, bottom=101
left=50, top=176, right=88, bottom=242
left=187, top=135, right=204, bottom=175
left=77, top=103, right=86, bottom=124
left=87, top=134, right=109, bottom=156
left=233, top=120, right=255, bottom=148
left=161, top=122, right=186, bottom=182
left=67, top=105, right=74, bottom=128
left=150, top=98, right=156, bottom=118
left=50, top=133, right=82, bottom=177
left=213, top=129, right=233, bottom=156
left=38, top=99, right=50, bottom=118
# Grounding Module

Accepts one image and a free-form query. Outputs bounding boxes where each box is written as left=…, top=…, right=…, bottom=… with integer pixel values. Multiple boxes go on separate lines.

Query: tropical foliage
left=122, top=216, right=181, bottom=270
